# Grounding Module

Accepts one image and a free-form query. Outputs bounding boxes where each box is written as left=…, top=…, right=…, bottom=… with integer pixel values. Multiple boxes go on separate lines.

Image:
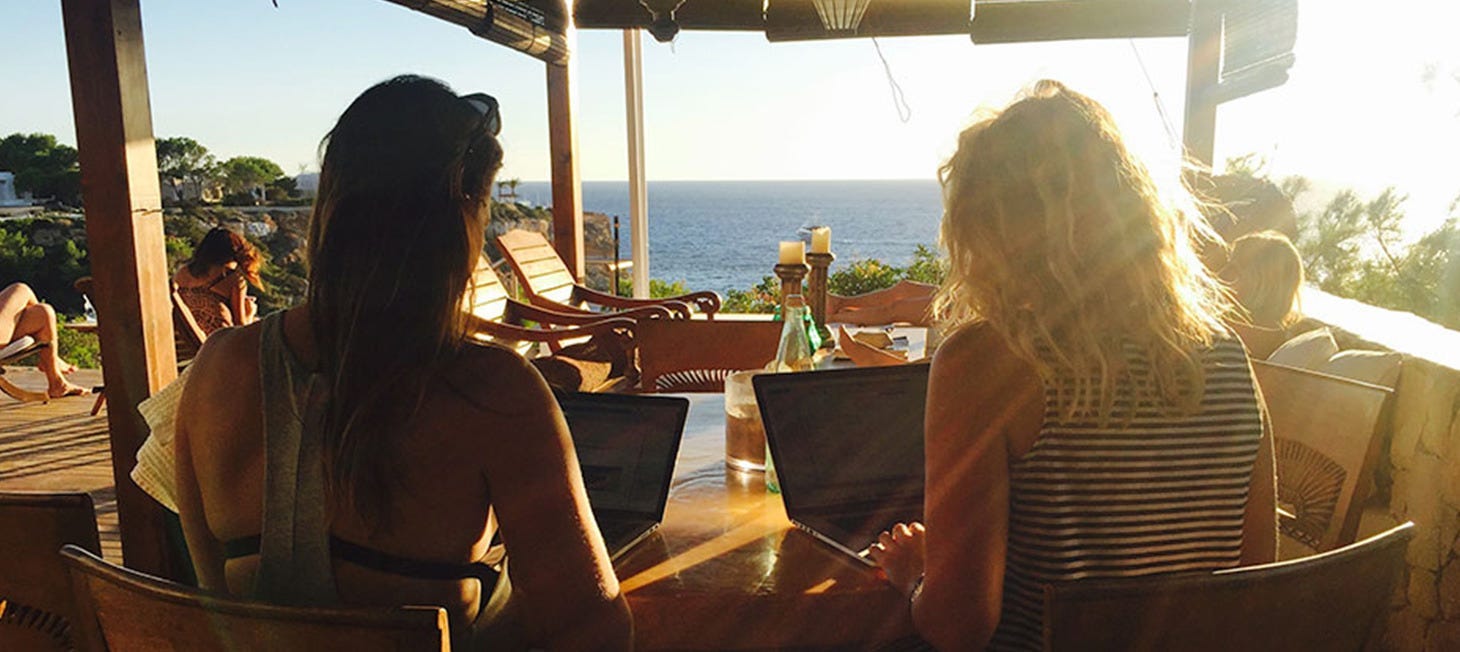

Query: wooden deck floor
left=0, top=366, right=121, bottom=561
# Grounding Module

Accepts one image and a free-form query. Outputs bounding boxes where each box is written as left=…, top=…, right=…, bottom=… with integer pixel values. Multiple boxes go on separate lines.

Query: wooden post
left=1182, top=0, right=1222, bottom=167
left=547, top=56, right=585, bottom=282
left=61, top=0, right=181, bottom=578
left=623, top=29, right=650, bottom=299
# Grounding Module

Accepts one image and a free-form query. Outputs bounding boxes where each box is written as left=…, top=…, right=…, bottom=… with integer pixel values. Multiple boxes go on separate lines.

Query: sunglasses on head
left=460, top=93, right=501, bottom=136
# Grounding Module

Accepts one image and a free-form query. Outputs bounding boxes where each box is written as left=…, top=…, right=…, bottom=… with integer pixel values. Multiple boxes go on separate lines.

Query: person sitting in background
left=1221, top=230, right=1305, bottom=360
left=172, top=75, right=631, bottom=651
left=0, top=282, right=86, bottom=397
left=866, top=80, right=1275, bottom=651
left=173, top=227, right=261, bottom=344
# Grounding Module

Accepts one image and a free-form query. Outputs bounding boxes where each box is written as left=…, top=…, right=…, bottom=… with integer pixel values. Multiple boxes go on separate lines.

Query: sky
left=2, top=0, right=1457, bottom=229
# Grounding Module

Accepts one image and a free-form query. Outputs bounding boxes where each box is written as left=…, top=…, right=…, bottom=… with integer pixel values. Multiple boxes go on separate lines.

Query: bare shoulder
left=441, top=341, right=558, bottom=418
left=187, top=323, right=262, bottom=388
left=931, top=322, right=1029, bottom=379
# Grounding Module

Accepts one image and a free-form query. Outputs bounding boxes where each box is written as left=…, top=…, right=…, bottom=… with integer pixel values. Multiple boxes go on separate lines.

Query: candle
left=778, top=241, right=805, bottom=265
left=810, top=227, right=831, bottom=254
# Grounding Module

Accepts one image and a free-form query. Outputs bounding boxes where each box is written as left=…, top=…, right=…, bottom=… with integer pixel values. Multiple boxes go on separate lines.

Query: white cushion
left=1322, top=349, right=1403, bottom=389
left=1267, top=328, right=1339, bottom=370
left=0, top=336, right=40, bottom=361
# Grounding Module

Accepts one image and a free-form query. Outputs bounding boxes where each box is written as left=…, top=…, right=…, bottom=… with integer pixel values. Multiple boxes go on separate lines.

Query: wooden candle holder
left=806, top=251, right=835, bottom=345
left=773, top=263, right=809, bottom=303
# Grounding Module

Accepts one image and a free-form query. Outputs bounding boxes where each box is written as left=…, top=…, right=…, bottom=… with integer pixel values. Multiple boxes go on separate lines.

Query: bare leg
left=13, top=301, right=85, bottom=397
left=0, top=282, right=39, bottom=346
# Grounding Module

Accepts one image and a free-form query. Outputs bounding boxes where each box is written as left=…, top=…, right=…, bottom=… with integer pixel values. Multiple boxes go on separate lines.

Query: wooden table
left=614, top=393, right=915, bottom=650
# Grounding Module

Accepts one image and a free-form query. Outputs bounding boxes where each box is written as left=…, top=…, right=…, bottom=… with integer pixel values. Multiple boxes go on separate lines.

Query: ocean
left=512, top=180, right=944, bottom=294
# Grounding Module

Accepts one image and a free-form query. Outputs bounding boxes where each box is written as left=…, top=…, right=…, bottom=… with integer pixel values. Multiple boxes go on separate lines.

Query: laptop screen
left=557, top=392, right=688, bottom=521
left=754, top=364, right=929, bottom=515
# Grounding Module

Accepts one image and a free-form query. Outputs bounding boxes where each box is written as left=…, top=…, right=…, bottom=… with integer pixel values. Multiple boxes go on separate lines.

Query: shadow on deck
left=0, top=366, right=120, bottom=561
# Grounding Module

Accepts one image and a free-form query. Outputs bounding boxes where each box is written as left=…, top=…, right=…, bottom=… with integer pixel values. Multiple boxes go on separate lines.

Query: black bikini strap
left=223, top=534, right=499, bottom=585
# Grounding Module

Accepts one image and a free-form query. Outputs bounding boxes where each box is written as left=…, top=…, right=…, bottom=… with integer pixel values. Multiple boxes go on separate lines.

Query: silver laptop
left=754, top=364, right=929, bottom=566
left=557, top=392, right=689, bottom=560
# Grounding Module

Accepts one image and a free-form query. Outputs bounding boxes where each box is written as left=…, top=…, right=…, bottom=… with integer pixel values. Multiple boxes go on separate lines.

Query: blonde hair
left=1223, top=230, right=1303, bottom=328
left=934, top=80, right=1234, bottom=419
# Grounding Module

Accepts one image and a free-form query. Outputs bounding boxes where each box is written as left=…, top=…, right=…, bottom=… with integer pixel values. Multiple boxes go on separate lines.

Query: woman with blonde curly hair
left=868, top=80, right=1276, bottom=651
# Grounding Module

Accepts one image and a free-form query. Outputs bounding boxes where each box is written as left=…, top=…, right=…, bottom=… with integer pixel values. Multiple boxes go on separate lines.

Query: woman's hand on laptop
left=866, top=522, right=926, bottom=597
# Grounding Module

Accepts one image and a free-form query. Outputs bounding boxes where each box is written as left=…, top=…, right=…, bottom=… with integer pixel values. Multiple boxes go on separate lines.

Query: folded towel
left=131, top=366, right=192, bottom=513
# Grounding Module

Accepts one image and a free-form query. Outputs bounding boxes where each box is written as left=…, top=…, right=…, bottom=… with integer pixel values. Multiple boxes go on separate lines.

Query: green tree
left=0, top=133, right=82, bottom=205
left=220, top=156, right=285, bottom=204
left=155, top=137, right=217, bottom=203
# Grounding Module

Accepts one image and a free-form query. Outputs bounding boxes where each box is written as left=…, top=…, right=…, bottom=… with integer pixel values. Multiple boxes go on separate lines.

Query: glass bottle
left=767, top=294, right=813, bottom=494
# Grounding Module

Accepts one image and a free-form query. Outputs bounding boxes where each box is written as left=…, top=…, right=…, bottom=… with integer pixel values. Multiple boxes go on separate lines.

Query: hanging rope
left=872, top=38, right=913, bottom=123
left=1128, top=39, right=1178, bottom=149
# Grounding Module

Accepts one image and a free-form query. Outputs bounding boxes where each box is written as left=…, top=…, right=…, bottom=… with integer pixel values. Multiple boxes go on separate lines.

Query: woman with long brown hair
left=868, top=81, right=1276, bottom=650
left=173, top=75, right=631, bottom=650
left=173, top=227, right=262, bottom=354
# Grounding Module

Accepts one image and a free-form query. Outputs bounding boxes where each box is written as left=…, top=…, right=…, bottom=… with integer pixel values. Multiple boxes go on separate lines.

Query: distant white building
left=0, top=172, right=27, bottom=207
left=294, top=172, right=319, bottom=199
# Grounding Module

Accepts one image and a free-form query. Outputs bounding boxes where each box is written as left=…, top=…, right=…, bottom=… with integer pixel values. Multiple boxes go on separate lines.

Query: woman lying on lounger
left=866, top=80, right=1276, bottom=651
left=173, top=75, right=631, bottom=651
left=0, top=282, right=86, bottom=397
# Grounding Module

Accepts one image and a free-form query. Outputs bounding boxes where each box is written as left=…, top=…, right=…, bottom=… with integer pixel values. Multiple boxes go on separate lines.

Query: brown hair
left=186, top=227, right=263, bottom=288
left=307, top=75, right=503, bottom=525
left=935, top=80, right=1234, bottom=419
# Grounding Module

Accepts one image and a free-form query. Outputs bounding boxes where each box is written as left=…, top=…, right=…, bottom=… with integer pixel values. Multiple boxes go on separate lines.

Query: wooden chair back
left=637, top=318, right=783, bottom=392
left=466, top=257, right=536, bottom=356
left=61, top=545, right=450, bottom=652
left=0, top=492, right=101, bottom=651
left=1043, top=522, right=1413, bottom=652
left=1252, top=360, right=1392, bottom=553
left=496, top=229, right=579, bottom=306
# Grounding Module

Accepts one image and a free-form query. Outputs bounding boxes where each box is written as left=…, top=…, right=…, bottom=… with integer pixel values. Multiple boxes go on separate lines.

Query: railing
left=1298, top=287, right=1460, bottom=651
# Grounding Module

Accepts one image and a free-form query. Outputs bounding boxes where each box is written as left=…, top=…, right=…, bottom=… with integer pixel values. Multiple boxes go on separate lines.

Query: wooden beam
left=970, top=0, right=1189, bottom=44
left=547, top=58, right=585, bottom=281
left=61, top=0, right=182, bottom=578
left=574, top=0, right=765, bottom=31
left=767, top=0, right=971, bottom=41
left=1182, top=0, right=1222, bottom=166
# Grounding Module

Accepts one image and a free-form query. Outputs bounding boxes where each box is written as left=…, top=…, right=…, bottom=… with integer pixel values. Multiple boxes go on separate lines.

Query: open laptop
left=754, top=363, right=930, bottom=566
left=557, top=391, right=689, bottom=560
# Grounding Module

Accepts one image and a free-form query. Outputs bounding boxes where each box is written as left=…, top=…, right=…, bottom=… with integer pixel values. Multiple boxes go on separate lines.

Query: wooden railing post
left=547, top=54, right=586, bottom=282
left=61, top=0, right=182, bottom=578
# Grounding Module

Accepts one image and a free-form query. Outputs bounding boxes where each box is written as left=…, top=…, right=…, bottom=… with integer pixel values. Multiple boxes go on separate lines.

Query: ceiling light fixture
left=638, top=0, right=687, bottom=42
left=811, top=0, right=872, bottom=32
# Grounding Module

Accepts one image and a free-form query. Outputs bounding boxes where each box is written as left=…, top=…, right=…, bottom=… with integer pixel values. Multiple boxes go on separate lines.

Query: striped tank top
left=988, top=336, right=1264, bottom=651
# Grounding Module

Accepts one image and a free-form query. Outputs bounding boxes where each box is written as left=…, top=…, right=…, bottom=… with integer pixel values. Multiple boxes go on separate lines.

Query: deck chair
left=1043, top=522, right=1413, bottom=651
left=1253, top=360, right=1393, bottom=555
left=636, top=316, right=782, bottom=392
left=61, top=546, right=449, bottom=652
left=496, top=229, right=721, bottom=319
left=467, top=258, right=641, bottom=392
left=0, top=336, right=51, bottom=403
left=0, top=492, right=102, bottom=651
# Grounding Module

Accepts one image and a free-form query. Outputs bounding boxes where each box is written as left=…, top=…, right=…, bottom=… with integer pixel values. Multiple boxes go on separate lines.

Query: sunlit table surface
left=614, top=390, right=917, bottom=650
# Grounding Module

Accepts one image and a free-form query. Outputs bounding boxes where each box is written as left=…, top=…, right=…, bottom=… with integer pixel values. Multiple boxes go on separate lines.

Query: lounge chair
left=466, top=258, right=641, bottom=392
left=0, top=492, right=102, bottom=651
left=496, top=229, right=721, bottom=319
left=61, top=545, right=450, bottom=652
left=0, top=336, right=51, bottom=403
left=1043, top=522, right=1413, bottom=651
